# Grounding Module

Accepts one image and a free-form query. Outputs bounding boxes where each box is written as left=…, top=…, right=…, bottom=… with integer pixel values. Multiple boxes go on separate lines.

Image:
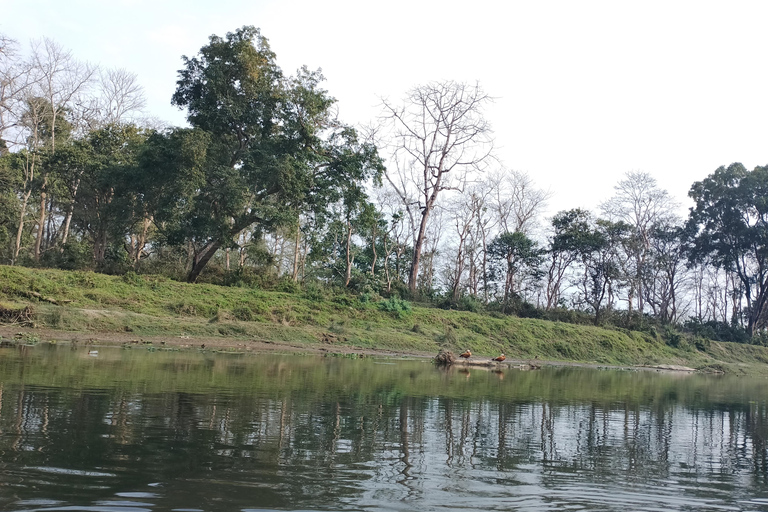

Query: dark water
left=1, top=345, right=768, bottom=511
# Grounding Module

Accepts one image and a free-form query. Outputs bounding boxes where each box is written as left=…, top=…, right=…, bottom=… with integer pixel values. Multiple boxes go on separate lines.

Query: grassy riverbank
left=1, top=265, right=767, bottom=375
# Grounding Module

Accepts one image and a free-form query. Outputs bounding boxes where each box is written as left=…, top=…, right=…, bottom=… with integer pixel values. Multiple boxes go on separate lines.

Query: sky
left=3, top=0, right=768, bottom=217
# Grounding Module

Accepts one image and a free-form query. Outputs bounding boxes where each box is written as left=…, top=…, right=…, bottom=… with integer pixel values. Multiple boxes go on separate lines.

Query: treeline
left=1, top=27, right=767, bottom=344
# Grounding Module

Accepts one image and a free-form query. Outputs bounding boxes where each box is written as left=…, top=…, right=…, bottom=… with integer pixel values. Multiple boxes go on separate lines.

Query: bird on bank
left=459, top=349, right=471, bottom=359
left=492, top=353, right=506, bottom=362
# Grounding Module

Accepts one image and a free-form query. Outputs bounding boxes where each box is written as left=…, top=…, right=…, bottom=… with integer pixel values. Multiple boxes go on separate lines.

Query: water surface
left=0, top=344, right=767, bottom=511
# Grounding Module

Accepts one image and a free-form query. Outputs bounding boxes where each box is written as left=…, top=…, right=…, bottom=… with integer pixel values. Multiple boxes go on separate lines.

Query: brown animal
left=459, top=349, right=471, bottom=359
left=492, top=353, right=506, bottom=362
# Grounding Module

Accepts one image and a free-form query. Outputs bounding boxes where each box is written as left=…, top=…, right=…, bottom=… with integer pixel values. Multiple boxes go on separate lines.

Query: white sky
left=3, top=0, right=767, bottom=217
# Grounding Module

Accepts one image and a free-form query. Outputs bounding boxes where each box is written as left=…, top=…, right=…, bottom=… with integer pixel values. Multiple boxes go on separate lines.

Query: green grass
left=2, top=264, right=768, bottom=373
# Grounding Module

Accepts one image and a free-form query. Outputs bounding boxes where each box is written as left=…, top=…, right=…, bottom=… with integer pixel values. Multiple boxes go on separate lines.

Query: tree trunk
left=292, top=220, right=301, bottom=281
left=383, top=233, right=392, bottom=293
left=408, top=209, right=430, bottom=294
left=187, top=240, right=223, bottom=283
left=12, top=189, right=32, bottom=265
left=60, top=175, right=81, bottom=250
left=345, top=219, right=354, bottom=287
left=370, top=223, right=377, bottom=276
left=33, top=175, right=48, bottom=262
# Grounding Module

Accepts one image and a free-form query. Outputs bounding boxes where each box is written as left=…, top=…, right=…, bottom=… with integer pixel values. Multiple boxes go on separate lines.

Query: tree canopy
left=166, top=26, right=382, bottom=282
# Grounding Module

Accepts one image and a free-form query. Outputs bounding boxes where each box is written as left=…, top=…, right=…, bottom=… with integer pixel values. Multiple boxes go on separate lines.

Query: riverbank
left=1, top=265, right=767, bottom=375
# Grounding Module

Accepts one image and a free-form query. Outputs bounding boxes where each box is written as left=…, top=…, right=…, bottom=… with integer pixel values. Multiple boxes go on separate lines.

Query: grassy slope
left=1, top=265, right=767, bottom=374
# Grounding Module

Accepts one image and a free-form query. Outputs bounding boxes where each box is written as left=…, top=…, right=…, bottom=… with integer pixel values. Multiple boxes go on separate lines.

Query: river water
left=0, top=344, right=767, bottom=511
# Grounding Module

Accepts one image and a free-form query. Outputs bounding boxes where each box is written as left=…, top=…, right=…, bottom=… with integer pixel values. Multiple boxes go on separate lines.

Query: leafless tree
left=600, top=171, right=677, bottom=314
left=96, top=68, right=146, bottom=125
left=446, top=191, right=479, bottom=301
left=0, top=34, right=36, bottom=154
left=492, top=169, right=551, bottom=235
left=419, top=206, right=446, bottom=293
left=380, top=81, right=494, bottom=294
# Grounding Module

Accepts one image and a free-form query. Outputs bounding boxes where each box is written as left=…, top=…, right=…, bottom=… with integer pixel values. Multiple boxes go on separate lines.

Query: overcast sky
left=3, top=0, right=767, bottom=216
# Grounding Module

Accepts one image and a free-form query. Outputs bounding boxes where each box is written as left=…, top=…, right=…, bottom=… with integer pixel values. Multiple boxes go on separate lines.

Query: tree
left=381, top=81, right=493, bottom=294
left=28, top=38, right=95, bottom=261
left=642, top=223, right=690, bottom=323
left=567, top=216, right=629, bottom=325
left=488, top=231, right=542, bottom=313
left=0, top=34, right=35, bottom=154
left=446, top=190, right=479, bottom=302
left=169, top=26, right=381, bottom=282
left=600, top=171, right=676, bottom=314
left=94, top=68, right=146, bottom=127
left=544, top=208, right=592, bottom=310
left=65, top=124, right=146, bottom=265
left=492, top=169, right=551, bottom=235
left=687, top=163, right=768, bottom=336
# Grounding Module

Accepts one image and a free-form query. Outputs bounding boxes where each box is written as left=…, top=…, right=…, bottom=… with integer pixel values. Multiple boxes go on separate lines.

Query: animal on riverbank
left=459, top=349, right=471, bottom=359
left=492, top=353, right=506, bottom=362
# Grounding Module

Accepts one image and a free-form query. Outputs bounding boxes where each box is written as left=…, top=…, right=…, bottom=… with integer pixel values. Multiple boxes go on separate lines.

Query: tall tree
left=642, top=223, right=690, bottom=323
left=492, top=169, right=551, bottom=235
left=600, top=171, right=676, bottom=314
left=65, top=124, right=146, bottom=265
left=28, top=38, right=95, bottom=261
left=381, top=81, right=493, bottom=294
left=169, top=26, right=381, bottom=282
left=688, top=163, right=768, bottom=336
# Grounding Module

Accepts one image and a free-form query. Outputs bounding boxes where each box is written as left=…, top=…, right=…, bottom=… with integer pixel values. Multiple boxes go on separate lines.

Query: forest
left=1, top=26, right=767, bottom=344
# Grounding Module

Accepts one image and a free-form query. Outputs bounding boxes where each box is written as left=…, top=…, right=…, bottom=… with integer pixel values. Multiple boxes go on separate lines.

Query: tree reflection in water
left=0, top=346, right=767, bottom=511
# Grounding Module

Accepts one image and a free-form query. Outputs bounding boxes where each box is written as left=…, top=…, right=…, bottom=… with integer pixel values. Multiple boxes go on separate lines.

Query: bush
left=122, top=271, right=143, bottom=286
left=222, top=268, right=270, bottom=288
left=304, top=282, right=328, bottom=302
left=541, top=307, right=593, bottom=325
left=276, top=276, right=301, bottom=294
left=682, top=318, right=749, bottom=344
left=232, top=306, right=255, bottom=321
left=663, top=326, right=684, bottom=348
left=41, top=240, right=92, bottom=271
left=378, top=296, right=412, bottom=318
left=458, top=295, right=483, bottom=313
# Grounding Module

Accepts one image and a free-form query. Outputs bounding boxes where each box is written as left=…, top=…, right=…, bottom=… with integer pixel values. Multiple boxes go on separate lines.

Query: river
left=0, top=344, right=767, bottom=511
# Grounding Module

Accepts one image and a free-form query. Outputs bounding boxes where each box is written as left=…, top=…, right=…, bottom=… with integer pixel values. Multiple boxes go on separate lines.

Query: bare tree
left=381, top=81, right=494, bottom=294
left=447, top=191, right=479, bottom=301
left=0, top=34, right=36, bottom=154
left=600, top=171, right=677, bottom=314
left=96, top=68, right=146, bottom=125
left=29, top=38, right=95, bottom=152
left=492, top=169, right=551, bottom=235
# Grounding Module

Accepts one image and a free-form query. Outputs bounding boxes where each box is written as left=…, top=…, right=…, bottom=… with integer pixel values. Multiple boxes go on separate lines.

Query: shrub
left=682, top=318, right=749, bottom=344
left=122, top=271, right=143, bottom=286
left=222, top=268, right=267, bottom=288
left=304, top=282, right=327, bottom=302
left=276, top=276, right=301, bottom=294
left=378, top=296, right=412, bottom=318
left=232, top=306, right=255, bottom=321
